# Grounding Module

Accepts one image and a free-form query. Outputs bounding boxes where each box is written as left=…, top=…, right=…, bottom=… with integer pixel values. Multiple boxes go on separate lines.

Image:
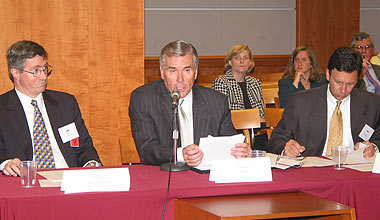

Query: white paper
left=372, top=154, right=380, bottom=173
left=58, top=122, right=79, bottom=143
left=61, top=168, right=130, bottom=194
left=209, top=158, right=272, bottom=183
left=359, top=124, right=374, bottom=141
left=195, top=134, right=245, bottom=170
left=347, top=143, right=370, bottom=164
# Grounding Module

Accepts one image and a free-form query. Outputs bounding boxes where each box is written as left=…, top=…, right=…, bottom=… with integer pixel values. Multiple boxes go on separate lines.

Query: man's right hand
left=3, top=158, right=21, bottom=177
left=183, top=144, right=204, bottom=167
left=284, top=139, right=305, bottom=157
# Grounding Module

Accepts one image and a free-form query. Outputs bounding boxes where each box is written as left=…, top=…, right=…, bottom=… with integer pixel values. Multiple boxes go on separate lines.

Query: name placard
left=209, top=157, right=272, bottom=183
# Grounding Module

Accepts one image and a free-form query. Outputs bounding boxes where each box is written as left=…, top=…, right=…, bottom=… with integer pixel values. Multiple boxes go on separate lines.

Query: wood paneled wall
left=0, top=0, right=144, bottom=166
left=145, top=55, right=290, bottom=83
left=296, top=0, right=360, bottom=71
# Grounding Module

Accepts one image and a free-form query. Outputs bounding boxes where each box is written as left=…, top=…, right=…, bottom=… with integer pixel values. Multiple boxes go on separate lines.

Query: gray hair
left=350, top=32, right=374, bottom=48
left=6, top=40, right=48, bottom=82
left=159, top=40, right=199, bottom=71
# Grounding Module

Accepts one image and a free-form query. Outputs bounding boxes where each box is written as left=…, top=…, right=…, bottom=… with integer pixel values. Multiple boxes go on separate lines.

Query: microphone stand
left=160, top=101, right=190, bottom=171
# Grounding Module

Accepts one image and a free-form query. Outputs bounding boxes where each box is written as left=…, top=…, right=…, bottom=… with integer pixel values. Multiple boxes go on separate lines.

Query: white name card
left=209, top=157, right=272, bottom=183
left=61, top=168, right=130, bottom=194
left=372, top=153, right=380, bottom=174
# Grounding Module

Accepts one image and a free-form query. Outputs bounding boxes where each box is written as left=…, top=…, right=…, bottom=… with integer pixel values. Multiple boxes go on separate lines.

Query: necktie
left=178, top=99, right=193, bottom=148
left=326, top=100, right=343, bottom=155
left=31, top=100, right=55, bottom=169
left=365, top=70, right=380, bottom=96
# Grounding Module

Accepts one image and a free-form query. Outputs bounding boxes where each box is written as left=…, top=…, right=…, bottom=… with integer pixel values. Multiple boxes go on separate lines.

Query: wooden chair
left=119, top=137, right=141, bottom=164
left=264, top=108, right=284, bottom=140
left=262, top=87, right=279, bottom=107
left=197, top=82, right=212, bottom=88
left=274, top=96, right=281, bottom=108
left=230, top=108, right=261, bottom=146
left=250, top=72, right=283, bottom=82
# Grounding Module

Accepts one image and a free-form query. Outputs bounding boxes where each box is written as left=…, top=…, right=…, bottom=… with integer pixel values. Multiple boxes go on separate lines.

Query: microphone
left=171, top=89, right=181, bottom=108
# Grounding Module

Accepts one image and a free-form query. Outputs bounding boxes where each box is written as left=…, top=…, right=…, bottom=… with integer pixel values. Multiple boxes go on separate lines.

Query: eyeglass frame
left=353, top=45, right=373, bottom=50
left=12, top=63, right=53, bottom=77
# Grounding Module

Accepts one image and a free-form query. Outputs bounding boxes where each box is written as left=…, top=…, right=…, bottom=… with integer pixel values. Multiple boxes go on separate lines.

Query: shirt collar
left=15, top=88, right=44, bottom=111
left=326, top=84, right=350, bottom=105
left=180, top=89, right=193, bottom=107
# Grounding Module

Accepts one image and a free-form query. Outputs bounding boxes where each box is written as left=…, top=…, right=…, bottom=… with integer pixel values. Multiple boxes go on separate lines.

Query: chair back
left=119, top=137, right=141, bottom=164
left=231, top=108, right=261, bottom=146
left=264, top=108, right=284, bottom=140
left=262, top=87, right=279, bottom=107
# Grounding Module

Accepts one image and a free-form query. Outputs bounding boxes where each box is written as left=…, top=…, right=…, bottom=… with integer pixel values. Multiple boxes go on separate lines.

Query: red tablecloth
left=0, top=165, right=379, bottom=220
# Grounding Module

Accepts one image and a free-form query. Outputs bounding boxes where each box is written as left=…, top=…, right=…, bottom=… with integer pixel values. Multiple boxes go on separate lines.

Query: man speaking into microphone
left=129, top=40, right=251, bottom=166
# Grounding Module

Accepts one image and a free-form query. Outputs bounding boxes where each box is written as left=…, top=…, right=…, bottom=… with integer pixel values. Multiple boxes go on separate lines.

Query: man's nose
left=177, top=72, right=184, bottom=82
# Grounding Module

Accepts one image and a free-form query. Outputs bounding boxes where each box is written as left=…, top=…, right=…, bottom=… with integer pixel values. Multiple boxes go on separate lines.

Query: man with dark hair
left=268, top=46, right=380, bottom=157
left=129, top=40, right=251, bottom=166
left=0, top=40, right=101, bottom=176
left=351, top=32, right=380, bottom=95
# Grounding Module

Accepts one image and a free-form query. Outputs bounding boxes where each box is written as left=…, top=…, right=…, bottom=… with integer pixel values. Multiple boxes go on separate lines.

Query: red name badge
left=70, top=137, right=79, bottom=147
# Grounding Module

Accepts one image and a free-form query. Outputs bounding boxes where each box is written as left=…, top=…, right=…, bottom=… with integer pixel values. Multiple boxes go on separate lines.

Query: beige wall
left=0, top=0, right=144, bottom=166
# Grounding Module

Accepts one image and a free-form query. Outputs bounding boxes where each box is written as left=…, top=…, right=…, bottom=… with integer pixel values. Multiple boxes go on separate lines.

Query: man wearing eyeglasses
left=0, top=40, right=102, bottom=176
left=351, top=32, right=380, bottom=95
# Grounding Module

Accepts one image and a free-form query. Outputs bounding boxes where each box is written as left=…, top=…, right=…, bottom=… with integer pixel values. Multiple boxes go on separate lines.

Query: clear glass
left=20, top=161, right=37, bottom=188
left=250, top=150, right=266, bottom=158
left=332, top=146, right=348, bottom=170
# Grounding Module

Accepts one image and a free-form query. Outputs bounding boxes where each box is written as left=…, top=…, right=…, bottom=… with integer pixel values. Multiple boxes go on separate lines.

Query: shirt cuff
left=0, top=159, right=10, bottom=171
left=176, top=147, right=185, bottom=163
left=83, top=160, right=102, bottom=167
left=372, top=143, right=379, bottom=153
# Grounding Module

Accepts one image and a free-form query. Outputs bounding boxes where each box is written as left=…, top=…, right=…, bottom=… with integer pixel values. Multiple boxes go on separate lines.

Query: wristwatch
left=86, top=161, right=102, bottom=167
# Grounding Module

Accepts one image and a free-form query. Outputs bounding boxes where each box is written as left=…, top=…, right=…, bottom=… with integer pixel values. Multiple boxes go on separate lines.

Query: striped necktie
left=31, top=100, right=55, bottom=169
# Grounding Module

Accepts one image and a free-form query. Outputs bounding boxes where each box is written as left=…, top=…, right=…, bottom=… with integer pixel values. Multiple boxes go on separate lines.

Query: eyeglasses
left=354, top=45, right=373, bottom=50
left=14, top=64, right=53, bottom=77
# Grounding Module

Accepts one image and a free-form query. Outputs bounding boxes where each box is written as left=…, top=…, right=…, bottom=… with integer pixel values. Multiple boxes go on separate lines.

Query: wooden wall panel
left=145, top=55, right=290, bottom=83
left=0, top=0, right=144, bottom=166
left=297, top=0, right=359, bottom=71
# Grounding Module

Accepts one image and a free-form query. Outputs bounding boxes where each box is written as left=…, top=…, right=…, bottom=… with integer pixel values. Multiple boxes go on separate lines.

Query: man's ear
left=10, top=68, right=19, bottom=80
left=325, top=69, right=330, bottom=81
left=159, top=66, right=164, bottom=79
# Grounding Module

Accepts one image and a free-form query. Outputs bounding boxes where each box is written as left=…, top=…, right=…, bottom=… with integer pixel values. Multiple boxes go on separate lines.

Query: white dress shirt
left=322, top=85, right=354, bottom=155
left=176, top=90, right=194, bottom=163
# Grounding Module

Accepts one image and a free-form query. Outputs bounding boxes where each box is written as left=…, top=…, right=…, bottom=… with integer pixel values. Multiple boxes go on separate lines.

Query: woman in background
left=278, top=46, right=326, bottom=108
left=212, top=44, right=265, bottom=120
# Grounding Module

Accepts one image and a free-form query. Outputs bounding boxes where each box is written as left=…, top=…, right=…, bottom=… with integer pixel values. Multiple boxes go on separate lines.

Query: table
left=0, top=165, right=379, bottom=220
left=175, top=192, right=356, bottom=220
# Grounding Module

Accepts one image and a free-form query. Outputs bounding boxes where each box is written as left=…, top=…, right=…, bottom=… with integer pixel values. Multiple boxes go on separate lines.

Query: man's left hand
left=231, top=143, right=251, bottom=158
left=354, top=141, right=376, bottom=158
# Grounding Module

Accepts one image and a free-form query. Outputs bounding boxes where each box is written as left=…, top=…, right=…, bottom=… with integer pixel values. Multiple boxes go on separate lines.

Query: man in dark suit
left=1, top=40, right=101, bottom=177
left=129, top=40, right=250, bottom=166
left=351, top=32, right=380, bottom=94
left=268, top=46, right=380, bottom=158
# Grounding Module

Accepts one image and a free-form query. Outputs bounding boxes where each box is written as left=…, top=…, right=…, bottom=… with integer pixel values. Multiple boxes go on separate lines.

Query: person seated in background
left=268, top=46, right=379, bottom=158
left=212, top=44, right=267, bottom=149
left=278, top=46, right=327, bottom=108
left=212, top=44, right=265, bottom=120
left=351, top=32, right=380, bottom=95
left=0, top=40, right=102, bottom=177
left=129, top=40, right=251, bottom=167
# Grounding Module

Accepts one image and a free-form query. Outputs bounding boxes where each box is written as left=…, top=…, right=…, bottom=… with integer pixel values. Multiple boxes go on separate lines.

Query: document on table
left=38, top=170, right=64, bottom=187
left=195, top=134, right=245, bottom=171
left=61, top=168, right=131, bottom=194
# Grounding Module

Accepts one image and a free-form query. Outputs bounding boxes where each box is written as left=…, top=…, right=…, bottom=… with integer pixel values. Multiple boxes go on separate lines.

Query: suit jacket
left=268, top=84, right=380, bottom=155
left=0, top=89, right=101, bottom=167
left=129, top=80, right=237, bottom=165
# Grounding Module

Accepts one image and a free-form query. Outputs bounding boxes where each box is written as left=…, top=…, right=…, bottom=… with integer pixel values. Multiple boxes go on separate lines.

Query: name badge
left=58, top=122, right=79, bottom=145
left=359, top=124, right=374, bottom=141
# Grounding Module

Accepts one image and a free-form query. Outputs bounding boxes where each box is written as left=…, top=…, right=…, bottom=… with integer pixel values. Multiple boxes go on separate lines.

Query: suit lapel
left=157, top=81, right=172, bottom=131
left=308, top=85, right=328, bottom=149
left=350, top=89, right=367, bottom=141
left=192, top=85, right=209, bottom=145
left=6, top=90, right=33, bottom=159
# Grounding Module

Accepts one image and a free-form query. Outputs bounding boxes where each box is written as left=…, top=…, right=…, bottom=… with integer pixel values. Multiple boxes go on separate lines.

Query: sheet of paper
left=347, top=163, right=374, bottom=172
left=61, top=168, right=130, bottom=194
left=39, top=179, right=62, bottom=187
left=195, top=134, right=245, bottom=170
left=38, top=170, right=64, bottom=181
left=372, top=154, right=380, bottom=173
left=302, top=157, right=335, bottom=167
left=347, top=143, right=370, bottom=164
left=209, top=158, right=272, bottom=183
